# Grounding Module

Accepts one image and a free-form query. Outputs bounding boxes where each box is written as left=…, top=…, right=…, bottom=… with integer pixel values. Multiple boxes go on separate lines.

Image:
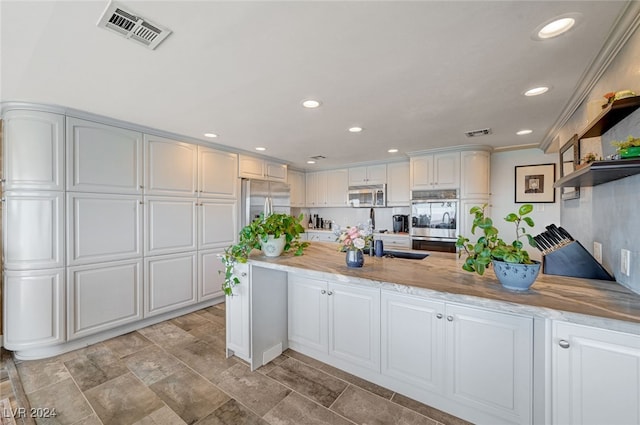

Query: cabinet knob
left=241, top=272, right=247, bottom=277
left=436, top=313, right=443, bottom=319
left=559, top=339, right=570, bottom=349
left=321, top=289, right=326, bottom=294
left=327, top=291, right=333, bottom=296
left=139, top=185, right=144, bottom=189
left=446, top=315, right=453, bottom=322
left=139, top=201, right=144, bottom=205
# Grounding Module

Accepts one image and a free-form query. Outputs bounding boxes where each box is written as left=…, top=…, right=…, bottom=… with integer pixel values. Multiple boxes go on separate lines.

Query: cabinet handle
left=321, top=290, right=326, bottom=294
left=241, top=272, right=247, bottom=277
left=559, top=339, right=570, bottom=349
left=327, top=291, right=333, bottom=296
left=446, top=315, right=453, bottom=322
left=139, top=201, right=144, bottom=205
left=139, top=185, right=144, bottom=189
left=436, top=313, right=443, bottom=319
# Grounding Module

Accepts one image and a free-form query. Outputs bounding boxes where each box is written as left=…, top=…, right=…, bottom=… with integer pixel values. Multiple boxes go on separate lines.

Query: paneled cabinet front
left=3, top=191, right=64, bottom=270
left=2, top=110, right=64, bottom=191
left=66, top=117, right=143, bottom=194
left=198, top=249, right=225, bottom=301
left=410, top=152, right=460, bottom=190
left=198, top=199, right=237, bottom=250
left=198, top=147, right=237, bottom=198
left=144, top=196, right=197, bottom=256
left=67, top=193, right=143, bottom=266
left=67, top=259, right=142, bottom=340
left=145, top=134, right=198, bottom=197
left=460, top=150, right=490, bottom=198
left=144, top=252, right=197, bottom=317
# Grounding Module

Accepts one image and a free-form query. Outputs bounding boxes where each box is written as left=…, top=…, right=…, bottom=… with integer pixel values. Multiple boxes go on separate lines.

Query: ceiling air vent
left=310, top=155, right=326, bottom=160
left=97, top=1, right=171, bottom=50
left=464, top=128, right=492, bottom=138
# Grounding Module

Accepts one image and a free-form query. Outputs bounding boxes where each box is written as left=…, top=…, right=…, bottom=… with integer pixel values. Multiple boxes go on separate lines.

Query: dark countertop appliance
left=392, top=214, right=409, bottom=233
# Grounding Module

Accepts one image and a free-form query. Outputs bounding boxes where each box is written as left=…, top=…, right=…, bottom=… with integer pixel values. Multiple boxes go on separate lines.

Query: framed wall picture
left=514, top=163, right=556, bottom=203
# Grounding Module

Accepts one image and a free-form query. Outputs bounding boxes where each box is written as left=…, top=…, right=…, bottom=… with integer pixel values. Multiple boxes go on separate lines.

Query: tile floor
left=5, top=303, right=472, bottom=425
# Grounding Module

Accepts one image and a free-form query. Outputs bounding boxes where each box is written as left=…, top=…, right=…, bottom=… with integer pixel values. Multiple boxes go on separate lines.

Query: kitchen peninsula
left=226, top=242, right=640, bottom=425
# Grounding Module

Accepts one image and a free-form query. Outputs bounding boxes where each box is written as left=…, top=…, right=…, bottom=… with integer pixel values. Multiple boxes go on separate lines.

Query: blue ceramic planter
left=492, top=260, right=541, bottom=291
left=346, top=250, right=365, bottom=268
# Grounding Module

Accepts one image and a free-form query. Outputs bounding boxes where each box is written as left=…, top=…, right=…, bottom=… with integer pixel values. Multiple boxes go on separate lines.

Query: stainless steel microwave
left=348, top=184, right=386, bottom=207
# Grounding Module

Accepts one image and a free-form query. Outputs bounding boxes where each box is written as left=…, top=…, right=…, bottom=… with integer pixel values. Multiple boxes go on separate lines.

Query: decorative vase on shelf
left=345, top=249, right=365, bottom=268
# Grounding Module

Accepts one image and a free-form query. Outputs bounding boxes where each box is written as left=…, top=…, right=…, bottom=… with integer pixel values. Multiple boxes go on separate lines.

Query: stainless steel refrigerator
left=241, top=179, right=291, bottom=227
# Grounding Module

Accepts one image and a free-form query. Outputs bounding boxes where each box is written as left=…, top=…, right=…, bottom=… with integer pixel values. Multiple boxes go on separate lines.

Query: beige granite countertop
left=248, top=242, right=640, bottom=326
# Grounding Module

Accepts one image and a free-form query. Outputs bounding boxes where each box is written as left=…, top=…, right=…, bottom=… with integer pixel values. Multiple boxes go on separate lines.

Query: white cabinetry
left=288, top=274, right=381, bottom=372
left=2, top=110, right=64, bottom=191
left=238, top=155, right=287, bottom=182
left=410, top=152, right=460, bottom=190
left=305, top=231, right=336, bottom=242
left=459, top=199, right=490, bottom=242
left=3, top=269, right=65, bottom=350
left=198, top=147, right=237, bottom=198
left=381, top=291, right=533, bottom=424
left=226, top=262, right=251, bottom=361
left=66, top=117, right=143, bottom=194
left=144, top=196, right=197, bottom=256
left=376, top=234, right=410, bottom=249
left=386, top=161, right=410, bottom=206
left=306, top=169, right=348, bottom=207
left=144, top=252, right=197, bottom=317
left=3, top=191, right=64, bottom=270
left=288, top=170, right=306, bottom=207
left=553, top=321, right=640, bottom=425
left=198, top=199, right=237, bottom=250
left=348, top=164, right=387, bottom=185
left=460, top=150, right=490, bottom=198
left=198, top=249, right=225, bottom=301
left=145, top=135, right=198, bottom=197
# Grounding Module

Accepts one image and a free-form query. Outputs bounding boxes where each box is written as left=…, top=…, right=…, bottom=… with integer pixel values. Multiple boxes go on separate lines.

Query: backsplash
left=293, top=206, right=410, bottom=233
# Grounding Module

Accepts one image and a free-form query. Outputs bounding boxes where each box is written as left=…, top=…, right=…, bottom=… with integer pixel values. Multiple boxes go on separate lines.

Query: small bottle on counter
left=308, top=215, right=314, bottom=229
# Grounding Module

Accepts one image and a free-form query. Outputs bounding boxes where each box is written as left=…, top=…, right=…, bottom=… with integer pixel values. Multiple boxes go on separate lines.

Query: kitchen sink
left=382, top=250, right=429, bottom=260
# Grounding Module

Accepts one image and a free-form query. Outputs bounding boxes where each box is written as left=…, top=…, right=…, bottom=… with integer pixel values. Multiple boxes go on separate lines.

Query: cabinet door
left=3, top=110, right=64, bottom=191
left=288, top=275, right=328, bottom=353
left=316, top=171, right=328, bottom=206
left=198, top=249, right=225, bottom=301
left=3, top=191, right=64, bottom=270
left=348, top=166, right=368, bottom=185
left=328, top=281, right=381, bottom=371
left=386, top=162, right=410, bottom=206
left=67, top=193, right=142, bottom=266
left=445, top=303, right=532, bottom=424
left=305, top=172, right=317, bottom=207
left=326, top=169, right=348, bottom=207
left=459, top=199, right=490, bottom=242
left=226, top=262, right=251, bottom=361
left=3, top=268, right=65, bottom=350
left=145, top=135, right=198, bottom=196
left=381, top=292, right=445, bottom=392
left=238, top=155, right=264, bottom=179
left=553, top=321, right=640, bottom=425
left=288, top=170, right=306, bottom=207
left=410, top=156, right=433, bottom=190
left=67, top=259, right=142, bottom=340
left=265, top=161, right=287, bottom=182
left=198, top=199, right=237, bottom=249
left=144, top=252, right=197, bottom=317
left=460, top=151, right=490, bottom=198
left=145, top=196, right=197, bottom=256
left=66, top=117, right=143, bottom=194
left=366, top=164, right=387, bottom=185
left=433, top=152, right=460, bottom=189
left=198, top=147, right=237, bottom=198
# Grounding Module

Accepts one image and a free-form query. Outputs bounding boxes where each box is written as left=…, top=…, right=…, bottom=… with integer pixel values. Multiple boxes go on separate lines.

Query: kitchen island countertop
left=247, top=242, right=640, bottom=331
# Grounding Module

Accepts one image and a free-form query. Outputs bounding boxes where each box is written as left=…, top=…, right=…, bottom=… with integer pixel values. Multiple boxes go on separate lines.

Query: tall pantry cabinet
left=2, top=106, right=236, bottom=358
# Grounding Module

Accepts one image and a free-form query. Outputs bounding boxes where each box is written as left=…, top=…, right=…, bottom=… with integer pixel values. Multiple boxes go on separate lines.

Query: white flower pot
left=260, top=235, right=286, bottom=257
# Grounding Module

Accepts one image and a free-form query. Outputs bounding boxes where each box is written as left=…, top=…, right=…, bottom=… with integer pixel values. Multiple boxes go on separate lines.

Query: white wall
left=489, top=149, right=561, bottom=262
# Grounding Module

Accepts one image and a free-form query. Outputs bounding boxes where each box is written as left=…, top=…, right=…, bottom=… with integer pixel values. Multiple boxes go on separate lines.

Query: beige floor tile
left=132, top=405, right=187, bottom=425
left=188, top=322, right=226, bottom=349
left=391, top=393, right=474, bottom=425
left=70, top=414, right=103, bottom=425
left=16, top=360, right=71, bottom=395
left=137, top=322, right=198, bottom=348
left=123, top=346, right=186, bottom=386
left=102, top=332, right=153, bottom=358
left=166, top=340, right=236, bottom=383
left=194, top=399, right=267, bottom=425
left=264, top=392, right=355, bottom=425
left=26, top=378, right=93, bottom=425
left=64, top=346, right=128, bottom=392
left=170, top=312, right=210, bottom=332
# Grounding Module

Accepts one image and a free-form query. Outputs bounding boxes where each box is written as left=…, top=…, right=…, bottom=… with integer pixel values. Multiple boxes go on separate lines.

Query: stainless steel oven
left=410, top=189, right=458, bottom=252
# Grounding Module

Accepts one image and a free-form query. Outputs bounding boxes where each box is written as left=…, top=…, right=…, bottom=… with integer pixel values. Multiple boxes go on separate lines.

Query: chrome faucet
left=442, top=212, right=450, bottom=224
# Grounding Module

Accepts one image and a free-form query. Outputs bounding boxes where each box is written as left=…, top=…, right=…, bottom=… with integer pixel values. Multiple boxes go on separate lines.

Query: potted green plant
left=220, top=213, right=309, bottom=295
left=455, top=204, right=540, bottom=291
left=611, top=135, right=640, bottom=159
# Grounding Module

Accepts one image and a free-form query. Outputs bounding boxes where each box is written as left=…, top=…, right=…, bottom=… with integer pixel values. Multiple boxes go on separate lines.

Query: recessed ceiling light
left=307, top=160, right=316, bottom=164
left=388, top=148, right=399, bottom=153
left=517, top=129, right=533, bottom=136
left=204, top=133, right=218, bottom=138
left=538, top=17, right=575, bottom=39
left=255, top=147, right=266, bottom=151
left=348, top=127, right=363, bottom=133
left=302, top=99, right=321, bottom=109
left=524, top=86, right=549, bottom=96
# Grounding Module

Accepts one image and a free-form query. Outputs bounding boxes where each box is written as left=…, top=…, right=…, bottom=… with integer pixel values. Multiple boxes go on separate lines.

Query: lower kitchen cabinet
left=144, top=252, right=197, bottom=317
left=2, top=268, right=65, bottom=350
left=381, top=291, right=533, bottom=425
left=225, top=262, right=251, bottom=362
left=67, top=259, right=142, bottom=340
left=288, top=274, right=381, bottom=372
left=198, top=249, right=225, bottom=301
left=553, top=321, right=640, bottom=425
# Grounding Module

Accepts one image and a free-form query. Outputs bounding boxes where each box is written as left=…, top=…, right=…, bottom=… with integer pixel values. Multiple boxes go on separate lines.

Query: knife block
left=543, top=241, right=615, bottom=280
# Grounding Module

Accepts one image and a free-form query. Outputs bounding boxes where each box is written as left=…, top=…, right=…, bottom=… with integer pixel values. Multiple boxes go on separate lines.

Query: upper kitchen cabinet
left=288, top=170, right=306, bottom=207
left=386, top=161, right=410, bottom=206
left=238, top=155, right=287, bottom=183
left=66, top=117, right=143, bottom=194
left=145, top=135, right=198, bottom=197
left=198, top=147, right=238, bottom=198
left=2, top=110, right=64, bottom=191
left=306, top=169, right=348, bottom=207
left=348, top=164, right=387, bottom=186
left=460, top=150, right=490, bottom=198
left=410, top=152, right=460, bottom=191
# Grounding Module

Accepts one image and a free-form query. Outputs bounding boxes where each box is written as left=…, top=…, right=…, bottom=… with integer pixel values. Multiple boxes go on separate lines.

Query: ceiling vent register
left=97, top=1, right=171, bottom=50
left=464, top=128, right=492, bottom=138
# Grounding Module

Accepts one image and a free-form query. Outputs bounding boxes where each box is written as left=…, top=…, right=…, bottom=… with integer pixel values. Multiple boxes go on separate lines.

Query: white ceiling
left=1, top=1, right=637, bottom=170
